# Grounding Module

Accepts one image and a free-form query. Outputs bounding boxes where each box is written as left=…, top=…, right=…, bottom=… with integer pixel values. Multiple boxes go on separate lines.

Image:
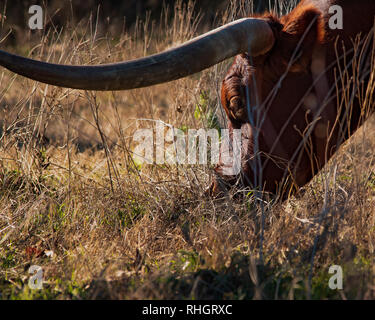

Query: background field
left=1, top=0, right=375, bottom=299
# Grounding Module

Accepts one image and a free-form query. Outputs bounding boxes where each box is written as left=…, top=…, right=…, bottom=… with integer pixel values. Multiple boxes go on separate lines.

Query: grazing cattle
left=215, top=0, right=375, bottom=196
left=0, top=0, right=374, bottom=197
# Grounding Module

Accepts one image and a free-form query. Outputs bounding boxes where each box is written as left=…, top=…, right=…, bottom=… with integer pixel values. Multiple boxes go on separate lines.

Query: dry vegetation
left=1, top=0, right=375, bottom=300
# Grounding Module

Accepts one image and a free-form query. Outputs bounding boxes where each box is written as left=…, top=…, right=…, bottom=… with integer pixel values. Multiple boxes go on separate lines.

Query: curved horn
left=0, top=18, right=274, bottom=91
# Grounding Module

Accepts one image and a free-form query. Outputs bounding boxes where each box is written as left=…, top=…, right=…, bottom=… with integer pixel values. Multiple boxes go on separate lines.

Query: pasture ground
left=1, top=0, right=375, bottom=299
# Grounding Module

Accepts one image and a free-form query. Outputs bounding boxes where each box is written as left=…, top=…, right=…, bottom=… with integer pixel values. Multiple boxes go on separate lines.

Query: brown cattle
left=216, top=0, right=375, bottom=195
left=0, top=0, right=374, bottom=196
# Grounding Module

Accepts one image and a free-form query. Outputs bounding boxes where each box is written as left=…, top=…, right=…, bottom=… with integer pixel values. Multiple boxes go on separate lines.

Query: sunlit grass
left=1, top=0, right=375, bottom=299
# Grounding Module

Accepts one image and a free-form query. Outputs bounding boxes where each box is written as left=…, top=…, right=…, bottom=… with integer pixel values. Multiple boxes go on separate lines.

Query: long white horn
left=0, top=18, right=274, bottom=90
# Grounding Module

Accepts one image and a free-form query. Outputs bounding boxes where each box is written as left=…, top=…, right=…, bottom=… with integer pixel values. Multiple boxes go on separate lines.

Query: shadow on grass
left=85, top=251, right=343, bottom=300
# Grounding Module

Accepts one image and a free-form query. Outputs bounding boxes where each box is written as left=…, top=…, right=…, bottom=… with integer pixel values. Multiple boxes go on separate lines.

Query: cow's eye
left=229, top=95, right=247, bottom=121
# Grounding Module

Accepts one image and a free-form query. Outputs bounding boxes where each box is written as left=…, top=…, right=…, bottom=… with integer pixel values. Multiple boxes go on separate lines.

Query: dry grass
left=1, top=0, right=375, bottom=300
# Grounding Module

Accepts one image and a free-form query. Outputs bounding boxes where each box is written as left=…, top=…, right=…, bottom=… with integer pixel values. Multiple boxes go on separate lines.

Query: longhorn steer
left=0, top=0, right=374, bottom=196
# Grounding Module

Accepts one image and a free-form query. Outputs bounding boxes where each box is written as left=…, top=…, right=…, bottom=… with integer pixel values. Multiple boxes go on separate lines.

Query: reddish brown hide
left=213, top=0, right=375, bottom=196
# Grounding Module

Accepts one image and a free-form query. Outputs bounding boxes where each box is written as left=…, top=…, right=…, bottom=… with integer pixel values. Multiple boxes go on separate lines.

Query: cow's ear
left=271, top=6, right=325, bottom=72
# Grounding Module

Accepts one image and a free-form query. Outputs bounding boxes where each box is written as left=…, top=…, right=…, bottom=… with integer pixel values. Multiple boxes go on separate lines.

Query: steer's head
left=221, top=7, right=325, bottom=124
left=216, top=5, right=327, bottom=195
